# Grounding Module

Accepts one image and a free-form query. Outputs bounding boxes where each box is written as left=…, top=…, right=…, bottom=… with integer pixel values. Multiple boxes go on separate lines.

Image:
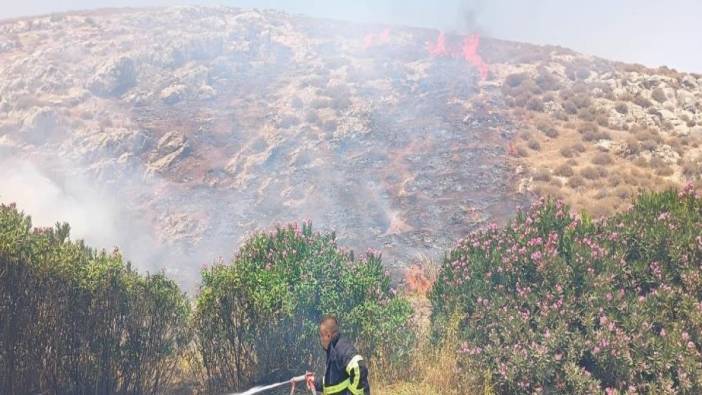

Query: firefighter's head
left=319, top=314, right=339, bottom=350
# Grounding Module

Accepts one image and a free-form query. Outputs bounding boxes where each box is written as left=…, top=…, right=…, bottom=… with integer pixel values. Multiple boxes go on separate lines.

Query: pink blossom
left=657, top=212, right=671, bottom=221
left=678, top=182, right=696, bottom=198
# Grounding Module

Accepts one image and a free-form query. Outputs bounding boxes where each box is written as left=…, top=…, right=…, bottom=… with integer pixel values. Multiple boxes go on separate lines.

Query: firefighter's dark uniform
left=314, top=332, right=369, bottom=395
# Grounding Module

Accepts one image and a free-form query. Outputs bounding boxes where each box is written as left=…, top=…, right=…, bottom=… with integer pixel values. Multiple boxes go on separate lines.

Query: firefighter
left=305, top=315, right=370, bottom=394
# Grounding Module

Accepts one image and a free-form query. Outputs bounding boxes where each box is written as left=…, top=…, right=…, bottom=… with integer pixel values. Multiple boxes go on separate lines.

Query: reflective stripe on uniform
left=323, top=378, right=350, bottom=394
left=345, top=355, right=364, bottom=395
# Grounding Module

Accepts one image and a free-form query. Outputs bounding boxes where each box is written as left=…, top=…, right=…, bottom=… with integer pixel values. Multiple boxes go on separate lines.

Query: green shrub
left=578, top=107, right=597, bottom=122
left=580, top=166, right=606, bottom=180
left=624, top=137, right=641, bottom=156
left=573, top=143, right=587, bottom=153
left=290, top=96, right=303, bottom=110
left=278, top=115, right=300, bottom=128
left=535, top=70, right=561, bottom=92
left=592, top=153, right=613, bottom=165
left=572, top=94, right=592, bottom=109
left=532, top=168, right=552, bottom=182
left=0, top=204, right=190, bottom=394
left=323, top=119, right=338, bottom=132
left=608, top=173, right=622, bottom=187
left=577, top=122, right=599, bottom=135
left=563, top=100, right=578, bottom=115
left=567, top=175, right=586, bottom=189
left=430, top=186, right=702, bottom=394
left=560, top=146, right=575, bottom=158
left=537, top=122, right=559, bottom=138
left=527, top=97, right=545, bottom=112
left=193, top=222, right=414, bottom=392
left=633, top=95, right=653, bottom=109
left=555, top=164, right=574, bottom=177
left=652, top=88, right=667, bottom=103
left=596, top=114, right=610, bottom=128
left=505, top=73, right=529, bottom=88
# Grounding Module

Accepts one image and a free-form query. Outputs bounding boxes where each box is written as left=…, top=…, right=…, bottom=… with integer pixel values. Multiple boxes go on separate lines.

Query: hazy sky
left=2, top=0, right=701, bottom=73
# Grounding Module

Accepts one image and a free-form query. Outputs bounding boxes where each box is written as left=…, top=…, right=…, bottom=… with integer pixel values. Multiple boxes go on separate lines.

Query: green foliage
left=8, top=182, right=702, bottom=395
left=0, top=203, right=190, bottom=394
left=430, top=186, right=702, bottom=394
left=193, top=222, right=415, bottom=392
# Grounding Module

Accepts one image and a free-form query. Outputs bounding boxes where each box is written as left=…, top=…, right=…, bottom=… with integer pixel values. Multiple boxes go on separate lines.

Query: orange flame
left=379, top=28, right=390, bottom=42
left=363, top=28, right=391, bottom=49
left=426, top=31, right=489, bottom=80
left=462, top=34, right=488, bottom=80
left=427, top=31, right=449, bottom=57
left=404, top=264, right=434, bottom=296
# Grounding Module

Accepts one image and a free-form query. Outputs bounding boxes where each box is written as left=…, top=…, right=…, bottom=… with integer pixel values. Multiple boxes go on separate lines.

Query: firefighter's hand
left=305, top=371, right=315, bottom=391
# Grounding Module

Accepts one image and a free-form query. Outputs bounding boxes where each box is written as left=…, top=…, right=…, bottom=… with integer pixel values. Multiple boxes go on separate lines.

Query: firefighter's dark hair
left=320, top=314, right=339, bottom=335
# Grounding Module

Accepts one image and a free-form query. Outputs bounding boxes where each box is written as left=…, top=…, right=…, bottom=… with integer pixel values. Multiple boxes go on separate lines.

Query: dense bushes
left=5, top=184, right=702, bottom=394
left=1, top=205, right=413, bottom=394
left=192, top=222, right=414, bottom=392
left=0, top=203, right=190, bottom=394
left=430, top=186, right=702, bottom=394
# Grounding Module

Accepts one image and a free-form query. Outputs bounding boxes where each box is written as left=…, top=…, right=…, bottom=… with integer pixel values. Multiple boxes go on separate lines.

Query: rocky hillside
left=0, top=6, right=700, bottom=288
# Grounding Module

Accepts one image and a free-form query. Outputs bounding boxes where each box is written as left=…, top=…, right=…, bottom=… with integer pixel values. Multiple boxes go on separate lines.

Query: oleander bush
left=192, top=222, right=415, bottom=392
left=5, top=183, right=702, bottom=395
left=0, top=203, right=191, bottom=394
left=430, top=186, right=702, bottom=394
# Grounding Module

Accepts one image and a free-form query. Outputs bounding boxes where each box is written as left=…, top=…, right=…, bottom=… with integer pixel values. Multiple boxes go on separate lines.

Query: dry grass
left=516, top=145, right=529, bottom=157
left=614, top=185, right=635, bottom=200
left=373, top=259, right=489, bottom=395
left=499, top=60, right=698, bottom=225
left=633, top=157, right=648, bottom=168
left=624, top=137, right=641, bottom=156
left=655, top=166, right=674, bottom=176
left=608, top=172, right=623, bottom=187
left=533, top=183, right=562, bottom=199
left=682, top=159, right=702, bottom=180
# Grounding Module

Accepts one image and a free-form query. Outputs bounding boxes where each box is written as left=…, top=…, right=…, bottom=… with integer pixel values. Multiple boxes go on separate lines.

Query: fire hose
left=229, top=374, right=316, bottom=395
